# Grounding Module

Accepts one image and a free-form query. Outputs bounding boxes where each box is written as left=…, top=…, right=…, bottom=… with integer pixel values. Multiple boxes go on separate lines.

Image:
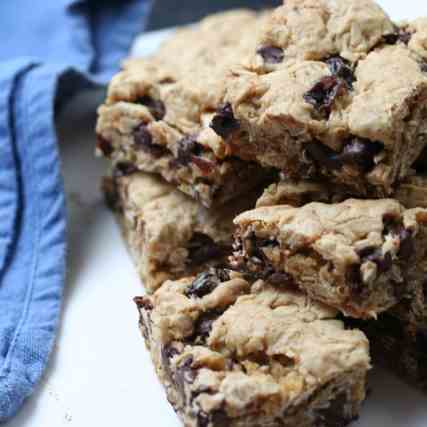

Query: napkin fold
left=0, top=1, right=152, bottom=421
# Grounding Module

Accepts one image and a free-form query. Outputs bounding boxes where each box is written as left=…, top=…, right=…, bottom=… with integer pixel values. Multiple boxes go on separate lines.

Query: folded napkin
left=0, top=0, right=153, bottom=422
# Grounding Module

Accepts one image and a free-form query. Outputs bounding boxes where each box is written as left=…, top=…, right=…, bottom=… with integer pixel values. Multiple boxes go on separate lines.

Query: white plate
left=6, top=1, right=427, bottom=426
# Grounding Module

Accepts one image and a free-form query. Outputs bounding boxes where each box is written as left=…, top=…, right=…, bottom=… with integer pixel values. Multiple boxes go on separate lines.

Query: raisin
left=268, top=272, right=295, bottom=287
left=358, top=247, right=392, bottom=273
left=191, top=310, right=222, bottom=343
left=185, top=268, right=230, bottom=299
left=210, top=103, right=240, bottom=139
left=304, top=76, right=347, bottom=118
left=136, top=95, right=166, bottom=120
left=382, top=30, right=412, bottom=45
left=325, top=56, right=355, bottom=89
left=339, top=138, right=383, bottom=172
left=192, top=156, right=215, bottom=175
left=175, top=356, right=197, bottom=397
left=257, top=46, right=284, bottom=64
left=114, top=162, right=138, bottom=178
left=96, top=135, right=113, bottom=157
left=186, top=234, right=229, bottom=266
left=305, top=142, right=342, bottom=170
left=175, top=136, right=203, bottom=166
left=347, top=264, right=364, bottom=296
left=133, top=124, right=168, bottom=158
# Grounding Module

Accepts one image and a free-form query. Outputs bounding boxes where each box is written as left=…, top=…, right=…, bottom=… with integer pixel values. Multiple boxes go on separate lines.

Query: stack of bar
left=96, top=0, right=427, bottom=425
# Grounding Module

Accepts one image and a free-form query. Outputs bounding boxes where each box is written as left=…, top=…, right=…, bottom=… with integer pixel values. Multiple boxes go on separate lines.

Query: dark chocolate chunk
left=133, top=296, right=153, bottom=311
left=398, top=229, right=414, bottom=261
left=176, top=135, right=203, bottom=166
left=257, top=46, right=284, bottom=64
left=325, top=56, right=355, bottom=89
left=339, top=138, right=383, bottom=172
left=186, top=233, right=229, bottom=266
left=136, top=95, right=166, bottom=120
left=210, top=103, right=240, bottom=139
left=315, top=392, right=356, bottom=427
left=96, top=135, right=113, bottom=158
left=133, top=124, right=168, bottom=157
left=303, top=76, right=347, bottom=118
left=305, top=142, right=342, bottom=170
left=185, top=268, right=230, bottom=299
left=114, top=162, right=138, bottom=178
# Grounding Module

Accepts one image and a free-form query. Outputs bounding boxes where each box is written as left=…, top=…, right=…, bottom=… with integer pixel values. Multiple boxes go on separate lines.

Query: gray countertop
left=146, top=0, right=281, bottom=30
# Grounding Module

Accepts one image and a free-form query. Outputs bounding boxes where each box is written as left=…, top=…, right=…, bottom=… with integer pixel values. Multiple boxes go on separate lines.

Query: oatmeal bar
left=96, top=10, right=272, bottom=208
left=224, top=0, right=427, bottom=197
left=135, top=270, right=370, bottom=427
left=104, top=168, right=259, bottom=293
left=232, top=199, right=427, bottom=319
left=352, top=314, right=427, bottom=391
left=256, top=175, right=427, bottom=209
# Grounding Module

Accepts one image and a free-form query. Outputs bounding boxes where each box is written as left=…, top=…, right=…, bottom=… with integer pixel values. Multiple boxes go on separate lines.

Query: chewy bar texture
left=96, top=10, right=272, bottom=208
left=135, top=270, right=370, bottom=427
left=104, top=169, right=259, bottom=293
left=232, top=199, right=427, bottom=319
left=256, top=175, right=427, bottom=209
left=224, top=0, right=427, bottom=197
left=352, top=314, right=427, bottom=391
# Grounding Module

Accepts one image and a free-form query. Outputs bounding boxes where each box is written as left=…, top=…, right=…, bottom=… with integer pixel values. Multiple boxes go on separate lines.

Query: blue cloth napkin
left=0, top=0, right=153, bottom=422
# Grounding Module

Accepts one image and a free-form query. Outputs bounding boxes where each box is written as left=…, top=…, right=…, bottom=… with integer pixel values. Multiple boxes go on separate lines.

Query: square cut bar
left=104, top=169, right=259, bottom=293
left=256, top=175, right=427, bottom=210
left=135, top=270, right=370, bottom=427
left=224, top=0, right=427, bottom=197
left=352, top=314, right=427, bottom=391
left=232, top=199, right=427, bottom=319
left=96, top=10, right=272, bottom=208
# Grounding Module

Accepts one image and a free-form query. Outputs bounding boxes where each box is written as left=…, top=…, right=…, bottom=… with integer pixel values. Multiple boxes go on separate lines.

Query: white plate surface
left=6, top=1, right=427, bottom=426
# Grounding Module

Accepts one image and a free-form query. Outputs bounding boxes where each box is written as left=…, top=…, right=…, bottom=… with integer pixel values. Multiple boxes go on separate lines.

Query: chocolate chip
left=133, top=124, right=168, bottom=158
left=191, top=310, right=223, bottom=343
left=339, top=138, right=383, bottom=172
left=304, top=76, right=347, bottom=118
left=268, top=272, right=295, bottom=287
left=315, top=392, right=357, bottom=427
left=325, top=56, right=355, bottom=89
left=185, top=268, right=230, bottom=299
left=398, top=229, right=414, bottom=261
left=96, top=135, right=113, bottom=157
left=305, top=142, right=342, bottom=170
left=136, top=95, right=166, bottom=120
left=358, top=247, right=392, bottom=273
left=114, top=162, right=138, bottom=178
left=175, top=136, right=203, bottom=166
left=186, top=233, right=230, bottom=266
left=210, top=103, right=240, bottom=139
left=175, top=356, right=197, bottom=397
left=257, top=46, right=284, bottom=64
left=133, top=296, right=153, bottom=311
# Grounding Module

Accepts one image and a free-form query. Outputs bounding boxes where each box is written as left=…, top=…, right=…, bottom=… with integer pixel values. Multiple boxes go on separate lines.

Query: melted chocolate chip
left=210, top=103, right=240, bottom=139
left=133, top=124, right=168, bottom=157
left=304, top=76, right=347, bottom=118
left=186, top=233, right=230, bottom=266
left=315, top=392, right=356, bottom=427
left=185, top=268, right=230, bottom=299
left=358, top=247, right=392, bottom=273
left=133, top=296, right=153, bottom=311
left=257, top=46, right=284, bottom=64
left=305, top=142, right=342, bottom=170
left=339, top=138, right=383, bottom=172
left=398, top=229, right=414, bottom=260
left=96, top=135, right=113, bottom=157
left=325, top=56, right=355, bottom=89
left=136, top=95, right=166, bottom=120
left=114, top=162, right=138, bottom=178
left=175, top=136, right=203, bottom=166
